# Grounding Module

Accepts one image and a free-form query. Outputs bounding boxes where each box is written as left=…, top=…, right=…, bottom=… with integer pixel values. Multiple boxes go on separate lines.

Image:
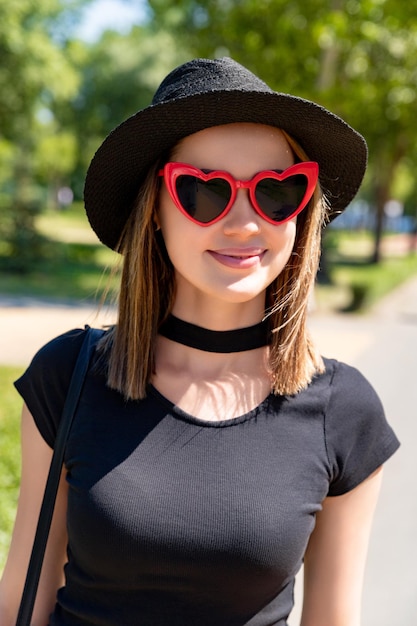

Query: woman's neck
left=155, top=333, right=270, bottom=382
left=170, top=296, right=266, bottom=332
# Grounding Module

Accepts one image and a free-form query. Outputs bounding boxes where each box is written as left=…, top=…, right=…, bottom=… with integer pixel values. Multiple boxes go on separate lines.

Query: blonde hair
left=101, top=133, right=326, bottom=400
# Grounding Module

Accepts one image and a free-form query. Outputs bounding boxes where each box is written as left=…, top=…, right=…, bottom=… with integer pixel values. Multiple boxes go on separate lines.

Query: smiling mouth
left=210, top=248, right=266, bottom=257
left=208, top=249, right=266, bottom=268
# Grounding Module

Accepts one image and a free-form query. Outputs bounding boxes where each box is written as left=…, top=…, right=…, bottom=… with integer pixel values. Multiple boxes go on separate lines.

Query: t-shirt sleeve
left=325, top=360, right=400, bottom=496
left=14, top=328, right=89, bottom=449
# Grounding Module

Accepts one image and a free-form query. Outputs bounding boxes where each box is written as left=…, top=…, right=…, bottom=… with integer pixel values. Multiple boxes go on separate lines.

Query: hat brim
left=84, top=90, right=367, bottom=250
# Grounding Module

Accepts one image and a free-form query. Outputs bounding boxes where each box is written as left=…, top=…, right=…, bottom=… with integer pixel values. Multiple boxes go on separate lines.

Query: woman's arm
left=0, top=404, right=68, bottom=626
left=300, top=467, right=383, bottom=626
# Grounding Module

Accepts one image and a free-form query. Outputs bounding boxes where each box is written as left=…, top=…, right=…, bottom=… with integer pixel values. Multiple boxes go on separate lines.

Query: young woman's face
left=158, top=123, right=298, bottom=317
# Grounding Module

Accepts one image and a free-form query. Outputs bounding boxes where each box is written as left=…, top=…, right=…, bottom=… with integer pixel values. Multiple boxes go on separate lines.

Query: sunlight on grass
left=316, top=253, right=417, bottom=313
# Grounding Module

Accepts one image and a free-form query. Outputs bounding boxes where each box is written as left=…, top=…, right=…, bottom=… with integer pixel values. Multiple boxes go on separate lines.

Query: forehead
left=171, top=123, right=295, bottom=174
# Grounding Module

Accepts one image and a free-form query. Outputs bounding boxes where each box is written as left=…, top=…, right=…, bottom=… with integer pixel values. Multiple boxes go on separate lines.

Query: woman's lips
left=207, top=248, right=266, bottom=269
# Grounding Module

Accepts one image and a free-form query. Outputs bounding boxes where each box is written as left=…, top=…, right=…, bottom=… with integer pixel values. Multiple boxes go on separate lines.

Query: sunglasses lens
left=255, top=175, right=308, bottom=222
left=176, top=176, right=231, bottom=223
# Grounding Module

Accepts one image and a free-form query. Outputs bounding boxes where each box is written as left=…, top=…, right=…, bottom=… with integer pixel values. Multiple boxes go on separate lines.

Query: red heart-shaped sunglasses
left=158, top=161, right=319, bottom=226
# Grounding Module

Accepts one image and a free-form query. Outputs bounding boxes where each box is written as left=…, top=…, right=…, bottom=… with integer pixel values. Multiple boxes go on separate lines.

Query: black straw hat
left=84, top=57, right=367, bottom=250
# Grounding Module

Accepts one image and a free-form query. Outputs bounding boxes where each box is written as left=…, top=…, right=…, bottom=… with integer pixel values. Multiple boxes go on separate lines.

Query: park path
left=0, top=296, right=116, bottom=366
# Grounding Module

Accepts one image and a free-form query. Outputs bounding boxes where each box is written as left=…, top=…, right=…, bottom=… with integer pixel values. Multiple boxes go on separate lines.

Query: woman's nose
left=221, top=189, right=261, bottom=236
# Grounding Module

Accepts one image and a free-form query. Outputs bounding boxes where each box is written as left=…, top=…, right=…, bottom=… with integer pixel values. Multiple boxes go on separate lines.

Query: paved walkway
left=0, top=296, right=116, bottom=366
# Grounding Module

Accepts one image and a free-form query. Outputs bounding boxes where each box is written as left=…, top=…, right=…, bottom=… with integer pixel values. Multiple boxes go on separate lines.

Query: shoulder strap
left=16, top=327, right=103, bottom=626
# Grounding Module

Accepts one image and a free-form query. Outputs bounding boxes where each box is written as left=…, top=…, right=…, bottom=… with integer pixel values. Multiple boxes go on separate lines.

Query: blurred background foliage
left=0, top=0, right=416, bottom=274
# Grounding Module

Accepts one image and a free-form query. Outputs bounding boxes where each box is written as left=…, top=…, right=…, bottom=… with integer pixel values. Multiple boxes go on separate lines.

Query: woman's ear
left=153, top=212, right=161, bottom=231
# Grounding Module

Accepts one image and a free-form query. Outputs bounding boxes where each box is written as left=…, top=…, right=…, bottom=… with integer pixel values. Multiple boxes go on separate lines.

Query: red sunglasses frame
left=158, top=161, right=319, bottom=226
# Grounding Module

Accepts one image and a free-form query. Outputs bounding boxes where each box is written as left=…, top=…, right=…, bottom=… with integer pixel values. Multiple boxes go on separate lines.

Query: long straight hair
left=101, top=134, right=326, bottom=400
left=266, top=130, right=326, bottom=394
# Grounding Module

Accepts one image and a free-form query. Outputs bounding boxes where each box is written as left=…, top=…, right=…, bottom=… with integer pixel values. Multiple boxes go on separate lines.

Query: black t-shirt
left=15, top=328, right=400, bottom=626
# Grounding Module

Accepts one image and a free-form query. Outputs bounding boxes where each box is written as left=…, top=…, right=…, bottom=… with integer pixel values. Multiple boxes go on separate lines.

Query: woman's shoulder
left=319, top=356, right=384, bottom=409
left=22, top=326, right=108, bottom=373
left=14, top=327, right=105, bottom=448
left=292, top=357, right=380, bottom=415
left=30, top=327, right=92, bottom=364
left=316, top=357, right=400, bottom=496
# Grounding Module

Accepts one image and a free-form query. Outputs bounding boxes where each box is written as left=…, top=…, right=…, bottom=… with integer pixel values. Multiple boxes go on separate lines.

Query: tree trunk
left=370, top=137, right=409, bottom=264
left=370, top=181, right=388, bottom=264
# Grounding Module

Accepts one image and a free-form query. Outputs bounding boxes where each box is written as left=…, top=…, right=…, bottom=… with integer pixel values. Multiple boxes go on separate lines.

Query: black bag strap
left=16, top=327, right=104, bottom=626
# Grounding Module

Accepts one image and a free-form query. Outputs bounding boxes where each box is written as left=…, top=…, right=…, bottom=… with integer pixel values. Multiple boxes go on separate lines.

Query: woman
left=0, top=57, right=399, bottom=625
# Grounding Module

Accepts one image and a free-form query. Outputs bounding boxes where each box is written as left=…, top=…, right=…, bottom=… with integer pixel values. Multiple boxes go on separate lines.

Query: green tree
left=58, top=25, right=189, bottom=198
left=148, top=0, right=417, bottom=261
left=0, top=0, right=186, bottom=269
left=0, top=0, right=86, bottom=269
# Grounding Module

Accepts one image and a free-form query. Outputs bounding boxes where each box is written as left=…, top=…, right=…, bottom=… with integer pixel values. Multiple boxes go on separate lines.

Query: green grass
left=316, top=253, right=417, bottom=313
left=0, top=204, right=119, bottom=303
left=0, top=366, right=24, bottom=572
left=0, top=248, right=118, bottom=303
left=36, top=203, right=99, bottom=245
left=315, top=230, right=417, bottom=312
left=337, top=254, right=417, bottom=310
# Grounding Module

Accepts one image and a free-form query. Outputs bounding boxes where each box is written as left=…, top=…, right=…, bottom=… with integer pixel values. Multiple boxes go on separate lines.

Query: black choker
left=158, top=314, right=270, bottom=353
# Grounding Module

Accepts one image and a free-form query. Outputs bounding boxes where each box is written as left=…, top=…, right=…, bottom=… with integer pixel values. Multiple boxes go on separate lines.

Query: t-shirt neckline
left=148, top=384, right=275, bottom=428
